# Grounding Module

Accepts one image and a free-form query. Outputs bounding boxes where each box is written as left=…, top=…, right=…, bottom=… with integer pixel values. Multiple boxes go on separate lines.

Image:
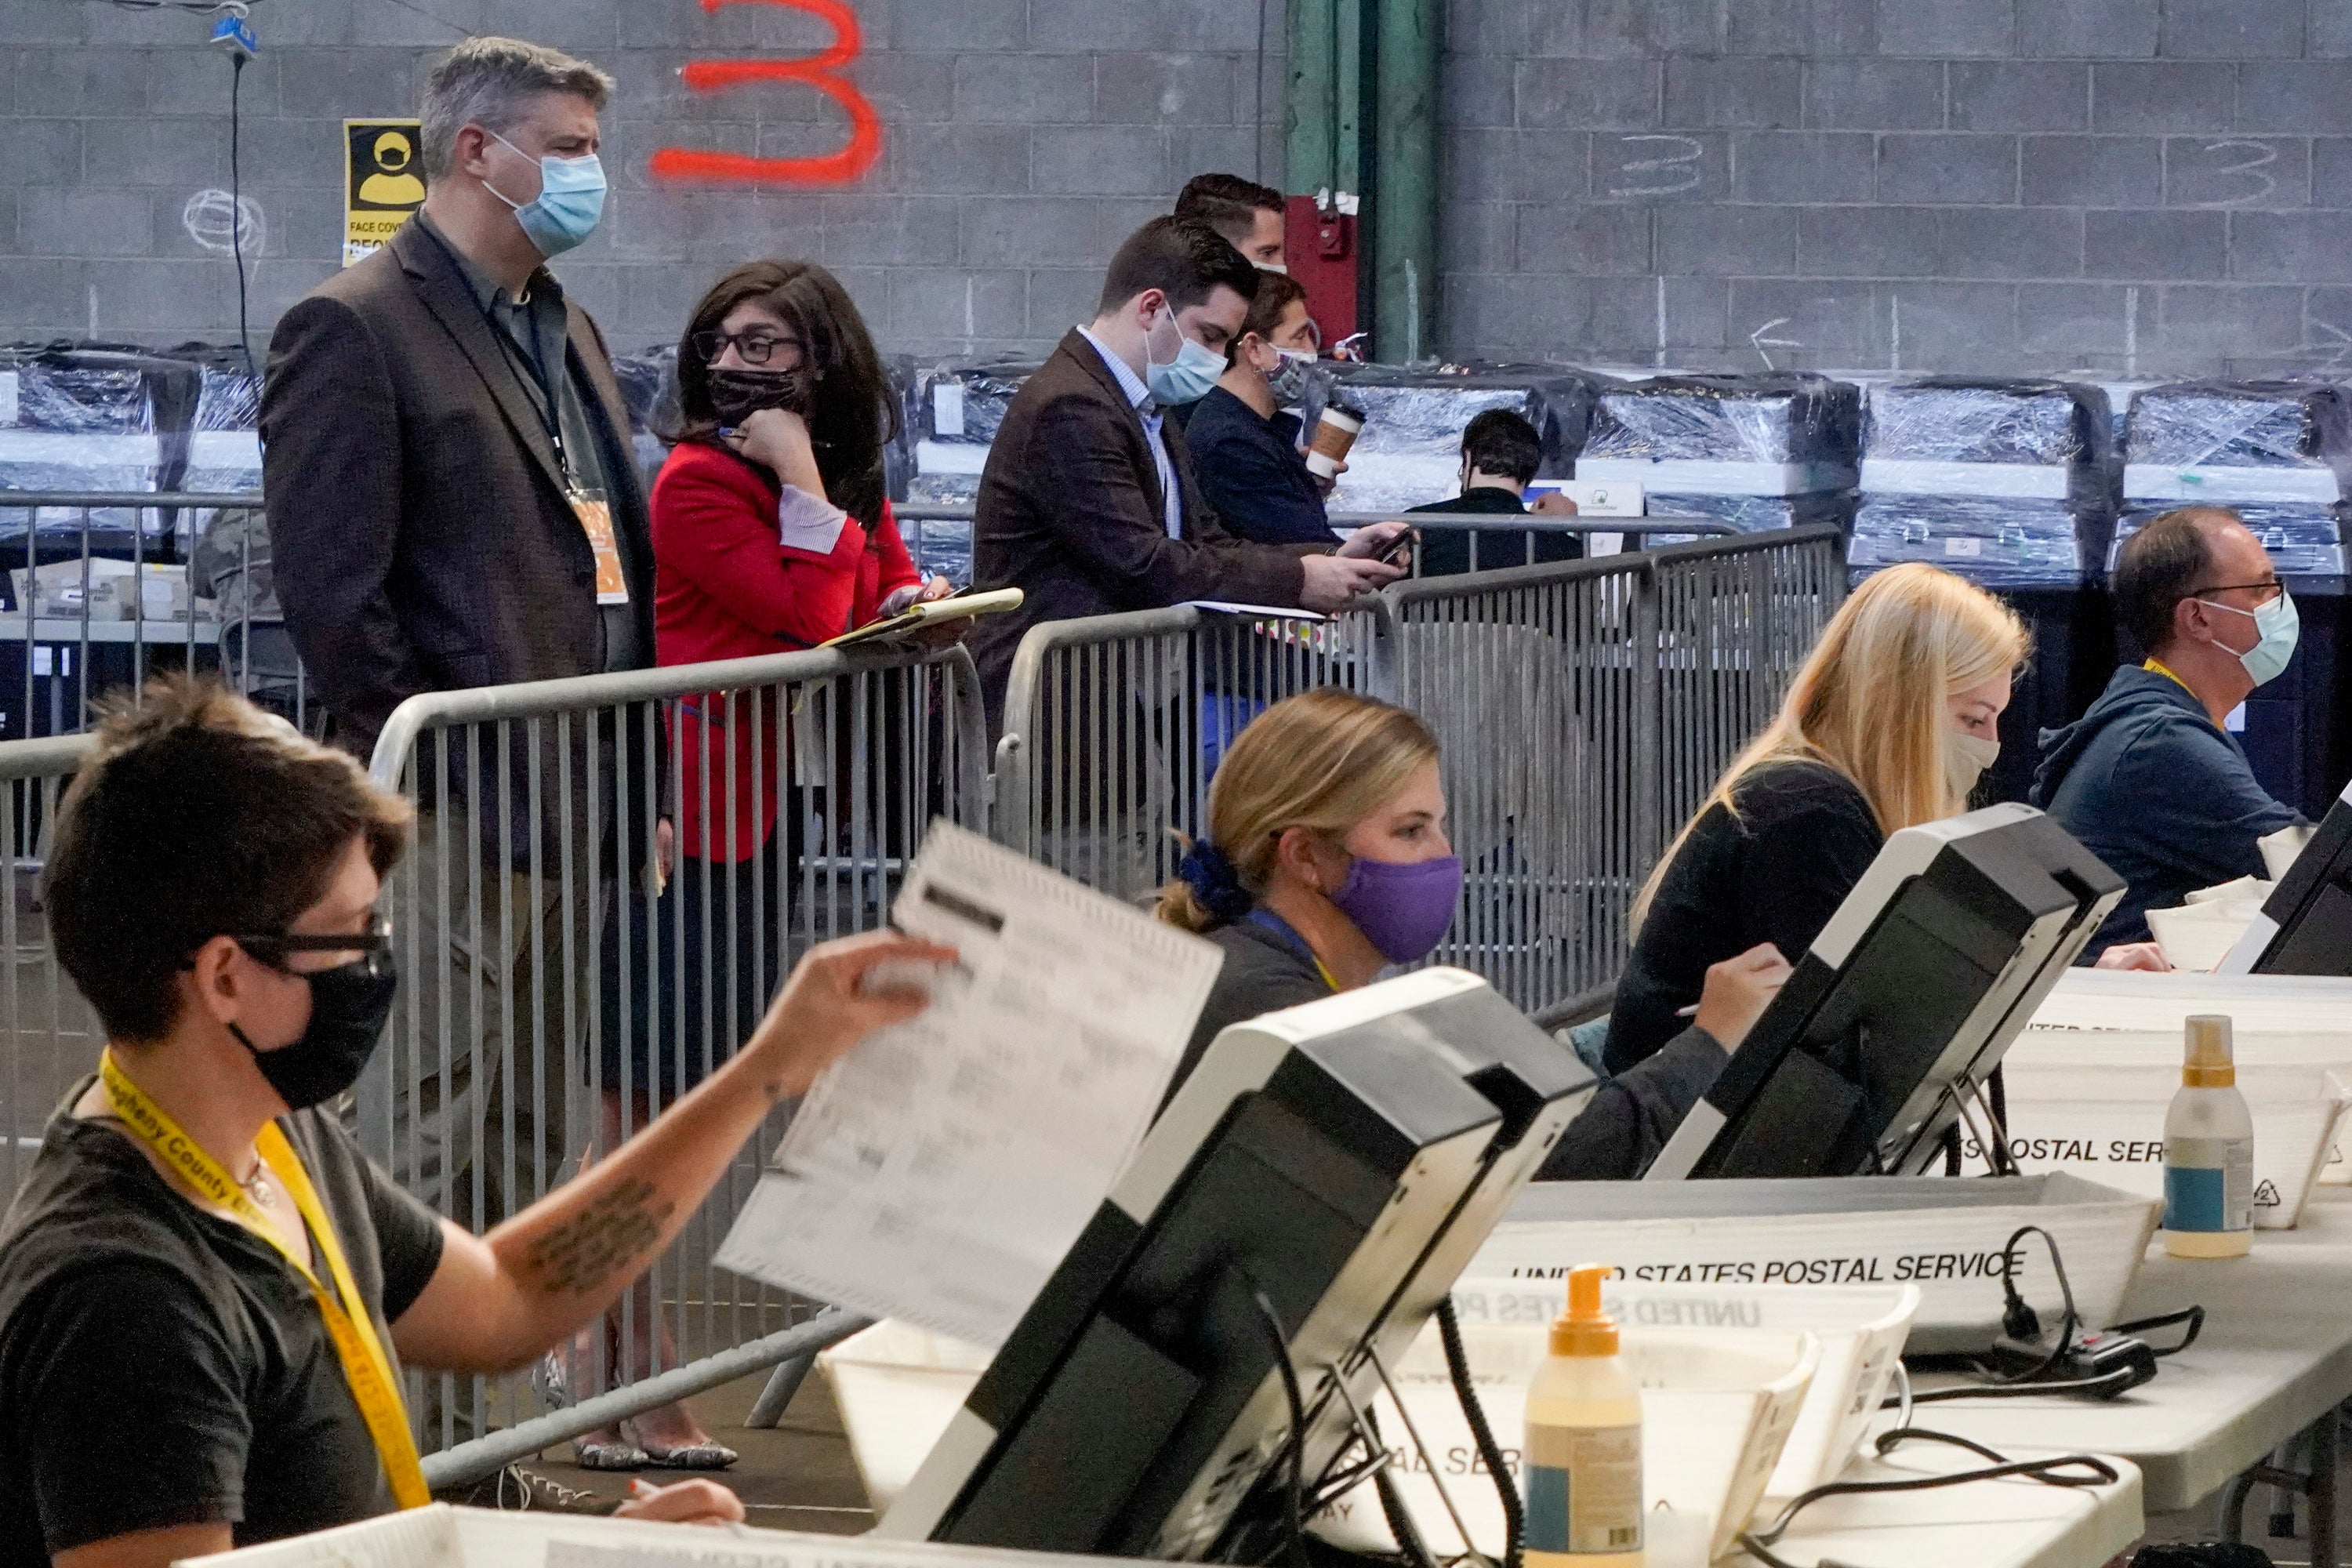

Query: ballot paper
left=715, top=822, right=1223, bottom=1347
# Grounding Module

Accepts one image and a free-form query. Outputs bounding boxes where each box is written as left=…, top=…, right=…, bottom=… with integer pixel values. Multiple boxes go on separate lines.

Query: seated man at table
left=2033, top=505, right=2307, bottom=960
left=1407, top=409, right=1581, bottom=577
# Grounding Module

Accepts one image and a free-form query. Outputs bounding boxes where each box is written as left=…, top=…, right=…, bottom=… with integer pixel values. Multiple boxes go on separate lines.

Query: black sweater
left=1605, top=760, right=1882, bottom=1075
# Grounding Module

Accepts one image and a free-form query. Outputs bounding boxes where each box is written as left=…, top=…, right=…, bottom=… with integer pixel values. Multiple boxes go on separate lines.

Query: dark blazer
left=967, top=329, right=1314, bottom=728
left=260, top=218, right=656, bottom=761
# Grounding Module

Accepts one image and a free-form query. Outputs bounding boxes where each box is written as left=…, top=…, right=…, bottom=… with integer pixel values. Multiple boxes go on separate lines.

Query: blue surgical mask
left=2198, top=590, right=2300, bottom=688
left=485, top=130, right=607, bottom=258
left=1144, top=306, right=1226, bottom=407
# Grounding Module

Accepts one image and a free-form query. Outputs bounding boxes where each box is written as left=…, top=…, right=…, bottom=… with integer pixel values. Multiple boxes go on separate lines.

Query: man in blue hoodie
left=2033, top=505, right=2307, bottom=959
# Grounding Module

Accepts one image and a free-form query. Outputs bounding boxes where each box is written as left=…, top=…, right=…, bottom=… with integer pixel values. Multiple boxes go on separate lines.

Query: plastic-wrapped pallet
left=1577, top=372, right=1860, bottom=543
left=0, top=347, right=197, bottom=593
left=608, top=347, right=678, bottom=492
left=1317, top=362, right=1602, bottom=516
left=909, top=358, right=1037, bottom=507
left=2110, top=503, right=2347, bottom=589
left=2121, top=379, right=2352, bottom=507
left=904, top=359, right=1036, bottom=585
left=1847, top=379, right=2114, bottom=589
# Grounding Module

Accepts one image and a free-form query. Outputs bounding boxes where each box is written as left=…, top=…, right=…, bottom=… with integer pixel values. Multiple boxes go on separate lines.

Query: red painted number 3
left=650, top=0, right=882, bottom=187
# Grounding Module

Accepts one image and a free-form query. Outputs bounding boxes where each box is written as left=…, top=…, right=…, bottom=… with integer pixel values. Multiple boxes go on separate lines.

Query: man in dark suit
left=967, top=216, right=1404, bottom=731
left=260, top=38, right=648, bottom=1248
left=970, top=217, right=1404, bottom=893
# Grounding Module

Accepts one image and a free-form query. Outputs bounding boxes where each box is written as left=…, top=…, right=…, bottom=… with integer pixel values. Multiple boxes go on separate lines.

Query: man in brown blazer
left=967, top=216, right=1405, bottom=731
left=260, top=39, right=649, bottom=1276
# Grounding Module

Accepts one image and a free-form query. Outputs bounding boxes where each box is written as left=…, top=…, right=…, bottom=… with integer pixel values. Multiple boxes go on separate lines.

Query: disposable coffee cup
left=1306, top=403, right=1366, bottom=479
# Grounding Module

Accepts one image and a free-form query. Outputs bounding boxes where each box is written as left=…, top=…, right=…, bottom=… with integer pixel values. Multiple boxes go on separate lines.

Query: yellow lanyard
left=2144, top=658, right=2222, bottom=731
left=98, top=1051, right=430, bottom=1510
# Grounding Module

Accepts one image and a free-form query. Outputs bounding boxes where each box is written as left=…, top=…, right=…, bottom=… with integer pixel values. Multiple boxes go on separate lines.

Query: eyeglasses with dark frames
left=2190, top=579, right=2285, bottom=606
left=690, top=329, right=806, bottom=368
left=231, top=913, right=392, bottom=974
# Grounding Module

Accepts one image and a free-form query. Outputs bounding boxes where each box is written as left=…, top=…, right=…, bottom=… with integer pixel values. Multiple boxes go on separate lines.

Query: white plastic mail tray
left=182, top=1502, right=1143, bottom=1568
left=1474, top=1174, right=2158, bottom=1355
left=1449, top=1276, right=1920, bottom=1506
left=1313, top=1318, right=1818, bottom=1564
left=1996, top=1059, right=2350, bottom=1229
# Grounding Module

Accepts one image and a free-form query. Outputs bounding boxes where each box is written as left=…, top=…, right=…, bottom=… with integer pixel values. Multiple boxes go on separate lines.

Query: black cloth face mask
left=708, top=367, right=815, bottom=426
left=227, top=945, right=398, bottom=1112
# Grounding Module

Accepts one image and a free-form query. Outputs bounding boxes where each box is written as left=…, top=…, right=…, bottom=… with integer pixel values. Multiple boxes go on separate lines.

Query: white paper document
left=715, top=822, right=1224, bottom=1347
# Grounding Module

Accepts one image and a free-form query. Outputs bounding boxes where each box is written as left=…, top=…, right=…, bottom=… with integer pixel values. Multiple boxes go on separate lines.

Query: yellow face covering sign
left=346, top=119, right=426, bottom=267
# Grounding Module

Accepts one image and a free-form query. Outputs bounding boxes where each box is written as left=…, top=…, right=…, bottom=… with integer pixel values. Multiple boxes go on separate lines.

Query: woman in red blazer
left=580, top=260, right=947, bottom=1472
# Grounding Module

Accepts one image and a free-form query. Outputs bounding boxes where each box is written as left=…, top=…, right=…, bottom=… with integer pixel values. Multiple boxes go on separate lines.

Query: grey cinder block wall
left=2, top=0, right=2350, bottom=377
left=1448, top=0, right=2352, bottom=377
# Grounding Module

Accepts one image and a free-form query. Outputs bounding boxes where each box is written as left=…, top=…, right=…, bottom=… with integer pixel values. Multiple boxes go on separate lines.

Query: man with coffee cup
left=965, top=216, right=1407, bottom=729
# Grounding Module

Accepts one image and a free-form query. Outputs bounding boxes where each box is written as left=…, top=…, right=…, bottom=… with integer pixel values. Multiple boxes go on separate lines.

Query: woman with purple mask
left=1156, top=688, right=1788, bottom=1178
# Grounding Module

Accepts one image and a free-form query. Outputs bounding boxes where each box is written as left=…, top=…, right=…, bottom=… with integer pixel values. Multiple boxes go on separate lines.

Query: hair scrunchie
left=1177, top=840, right=1255, bottom=927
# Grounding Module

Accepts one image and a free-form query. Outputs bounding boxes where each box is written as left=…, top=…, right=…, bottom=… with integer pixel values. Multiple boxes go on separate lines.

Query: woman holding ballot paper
left=1604, top=563, right=2028, bottom=1076
left=1153, top=689, right=1788, bottom=1178
left=0, top=681, right=954, bottom=1566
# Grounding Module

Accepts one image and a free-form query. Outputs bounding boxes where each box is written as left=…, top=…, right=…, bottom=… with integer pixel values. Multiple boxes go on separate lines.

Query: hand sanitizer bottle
left=2163, top=1014, right=2254, bottom=1259
left=1526, top=1265, right=1644, bottom=1566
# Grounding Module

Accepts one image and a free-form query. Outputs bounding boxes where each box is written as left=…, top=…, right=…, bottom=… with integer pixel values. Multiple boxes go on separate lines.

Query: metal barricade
left=360, top=640, right=987, bottom=1459
left=1386, top=554, right=1657, bottom=1014
left=992, top=603, right=1392, bottom=901
left=0, top=734, right=97, bottom=1198
left=990, top=529, right=1849, bottom=1019
left=1647, top=527, right=1848, bottom=854
left=0, top=492, right=305, bottom=739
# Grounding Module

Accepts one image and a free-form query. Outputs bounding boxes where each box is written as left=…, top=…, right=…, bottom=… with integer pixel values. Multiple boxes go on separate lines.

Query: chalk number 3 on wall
left=651, top=0, right=882, bottom=187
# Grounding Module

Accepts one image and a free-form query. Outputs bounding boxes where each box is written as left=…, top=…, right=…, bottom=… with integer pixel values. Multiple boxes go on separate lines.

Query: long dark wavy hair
left=670, top=259, right=898, bottom=529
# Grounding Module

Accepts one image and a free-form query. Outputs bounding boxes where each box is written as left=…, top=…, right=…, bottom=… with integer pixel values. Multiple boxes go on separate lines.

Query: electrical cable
left=1738, top=1427, right=2120, bottom=1568
left=229, top=48, right=255, bottom=380
left=1245, top=1284, right=1309, bottom=1568
left=1435, top=1297, right=1521, bottom=1568
left=2110, top=1305, right=2205, bottom=1357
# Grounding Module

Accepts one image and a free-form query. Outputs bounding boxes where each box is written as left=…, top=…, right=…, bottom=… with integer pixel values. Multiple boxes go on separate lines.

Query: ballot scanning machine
left=2220, top=780, right=2352, bottom=976
left=877, top=967, right=1595, bottom=1563
left=1646, top=803, right=2125, bottom=1181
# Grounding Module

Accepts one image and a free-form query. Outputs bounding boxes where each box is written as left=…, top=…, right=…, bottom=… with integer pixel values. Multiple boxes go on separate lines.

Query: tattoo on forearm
left=524, top=1179, right=677, bottom=1294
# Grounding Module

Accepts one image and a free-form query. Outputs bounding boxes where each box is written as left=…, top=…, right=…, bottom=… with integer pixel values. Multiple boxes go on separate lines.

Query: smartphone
left=1380, top=529, right=1418, bottom=568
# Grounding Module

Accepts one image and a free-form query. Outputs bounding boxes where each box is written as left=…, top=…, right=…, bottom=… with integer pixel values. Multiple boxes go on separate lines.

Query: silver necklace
left=238, top=1163, right=276, bottom=1208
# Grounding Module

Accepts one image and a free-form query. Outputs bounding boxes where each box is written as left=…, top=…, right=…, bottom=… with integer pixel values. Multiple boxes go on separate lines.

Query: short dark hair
left=45, top=678, right=412, bottom=1044
left=2114, top=506, right=2236, bottom=655
left=1461, top=408, right=1544, bottom=487
left=1232, top=270, right=1310, bottom=361
left=1098, top=216, right=1261, bottom=317
left=1174, top=173, right=1283, bottom=247
left=672, top=258, right=899, bottom=528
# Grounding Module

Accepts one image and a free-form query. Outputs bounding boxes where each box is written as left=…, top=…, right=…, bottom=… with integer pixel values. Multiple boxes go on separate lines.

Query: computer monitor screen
left=1646, top=804, right=2123, bottom=1181
left=2221, top=782, right=2352, bottom=976
left=877, top=968, right=1595, bottom=1563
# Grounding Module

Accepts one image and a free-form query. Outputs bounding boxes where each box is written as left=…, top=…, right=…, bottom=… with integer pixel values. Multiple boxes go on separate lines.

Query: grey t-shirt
left=0, top=1086, right=446, bottom=1563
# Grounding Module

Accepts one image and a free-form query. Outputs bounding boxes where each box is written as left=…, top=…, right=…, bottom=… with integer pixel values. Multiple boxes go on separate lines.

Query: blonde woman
left=1603, top=563, right=2027, bottom=1075
left=1160, top=689, right=1788, bottom=1178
